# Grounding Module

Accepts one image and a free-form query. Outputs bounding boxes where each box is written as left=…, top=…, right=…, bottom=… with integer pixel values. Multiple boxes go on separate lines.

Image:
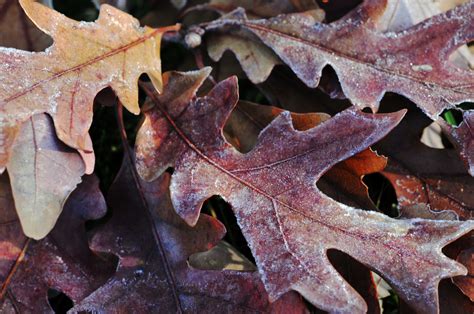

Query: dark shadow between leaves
left=258, top=65, right=352, bottom=115
left=90, top=87, right=141, bottom=193
left=200, top=195, right=256, bottom=265
left=52, top=0, right=99, bottom=21
left=326, top=249, right=386, bottom=314
left=47, top=288, right=73, bottom=314
left=315, top=0, right=363, bottom=23
left=363, top=173, right=399, bottom=217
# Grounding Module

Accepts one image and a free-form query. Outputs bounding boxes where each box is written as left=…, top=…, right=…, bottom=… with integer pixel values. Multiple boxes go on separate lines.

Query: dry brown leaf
left=6, top=114, right=84, bottom=239
left=136, top=68, right=474, bottom=313
left=72, top=156, right=307, bottom=312
left=376, top=100, right=474, bottom=220
left=0, top=0, right=178, bottom=172
left=225, top=100, right=386, bottom=210
left=0, top=174, right=115, bottom=312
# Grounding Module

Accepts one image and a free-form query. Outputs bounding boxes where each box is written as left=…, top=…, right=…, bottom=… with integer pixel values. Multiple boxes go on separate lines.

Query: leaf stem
left=0, top=238, right=31, bottom=300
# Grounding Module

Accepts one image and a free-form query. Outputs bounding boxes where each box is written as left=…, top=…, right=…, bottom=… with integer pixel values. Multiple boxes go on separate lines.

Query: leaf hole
left=47, top=289, right=74, bottom=313
left=362, top=173, right=399, bottom=217
left=201, top=196, right=256, bottom=265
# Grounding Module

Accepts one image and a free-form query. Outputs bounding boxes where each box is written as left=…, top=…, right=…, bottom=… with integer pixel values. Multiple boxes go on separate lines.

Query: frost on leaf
left=203, top=0, right=473, bottom=118
left=376, top=100, right=473, bottom=220
left=195, top=0, right=324, bottom=84
left=73, top=156, right=306, bottom=313
left=224, top=101, right=386, bottom=210
left=201, top=0, right=474, bottom=173
left=0, top=174, right=115, bottom=312
left=135, top=68, right=474, bottom=313
left=0, top=0, right=178, bottom=172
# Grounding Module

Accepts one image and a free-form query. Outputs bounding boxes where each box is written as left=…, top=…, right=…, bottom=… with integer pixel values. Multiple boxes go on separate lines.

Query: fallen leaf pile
left=0, top=0, right=472, bottom=313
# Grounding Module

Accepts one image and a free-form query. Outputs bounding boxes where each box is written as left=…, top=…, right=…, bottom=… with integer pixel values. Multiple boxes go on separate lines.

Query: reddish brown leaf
left=0, top=173, right=115, bottom=312
left=73, top=156, right=307, bottom=313
left=376, top=100, right=474, bottom=220
left=438, top=279, right=474, bottom=314
left=191, top=1, right=324, bottom=84
left=203, top=1, right=473, bottom=118
left=136, top=68, right=474, bottom=313
left=454, top=247, right=474, bottom=301
left=225, top=100, right=386, bottom=210
left=201, top=0, right=474, bottom=172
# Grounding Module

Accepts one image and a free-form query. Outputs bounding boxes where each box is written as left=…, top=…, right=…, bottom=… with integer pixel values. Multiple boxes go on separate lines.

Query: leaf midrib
left=242, top=22, right=473, bottom=92
left=145, top=88, right=444, bottom=269
left=2, top=26, right=169, bottom=104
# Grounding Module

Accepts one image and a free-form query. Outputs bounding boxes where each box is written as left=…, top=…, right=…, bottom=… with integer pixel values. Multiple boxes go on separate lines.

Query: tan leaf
left=7, top=114, right=84, bottom=239
left=0, top=0, right=178, bottom=170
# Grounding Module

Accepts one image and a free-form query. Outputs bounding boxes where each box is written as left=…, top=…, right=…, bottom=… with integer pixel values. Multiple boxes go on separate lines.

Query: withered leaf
left=377, top=0, right=473, bottom=69
left=204, top=6, right=323, bottom=84
left=224, top=100, right=386, bottom=210
left=454, top=246, right=474, bottom=301
left=0, top=173, right=115, bottom=312
left=376, top=100, right=474, bottom=220
left=6, top=114, right=84, bottom=239
left=136, top=68, right=474, bottom=313
left=203, top=1, right=473, bottom=118
left=0, top=0, right=51, bottom=51
left=73, top=156, right=306, bottom=313
left=0, top=0, right=177, bottom=171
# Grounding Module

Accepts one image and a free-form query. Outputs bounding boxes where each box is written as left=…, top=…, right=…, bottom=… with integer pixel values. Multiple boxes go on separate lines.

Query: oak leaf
left=376, top=100, right=473, bottom=220
left=204, top=5, right=324, bottom=84
left=0, top=0, right=177, bottom=172
left=0, top=173, right=115, bottom=312
left=203, top=1, right=473, bottom=118
left=377, top=0, right=473, bottom=69
left=135, top=68, right=474, bottom=313
left=201, top=0, right=474, bottom=173
left=73, top=156, right=306, bottom=313
left=224, top=100, right=386, bottom=210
